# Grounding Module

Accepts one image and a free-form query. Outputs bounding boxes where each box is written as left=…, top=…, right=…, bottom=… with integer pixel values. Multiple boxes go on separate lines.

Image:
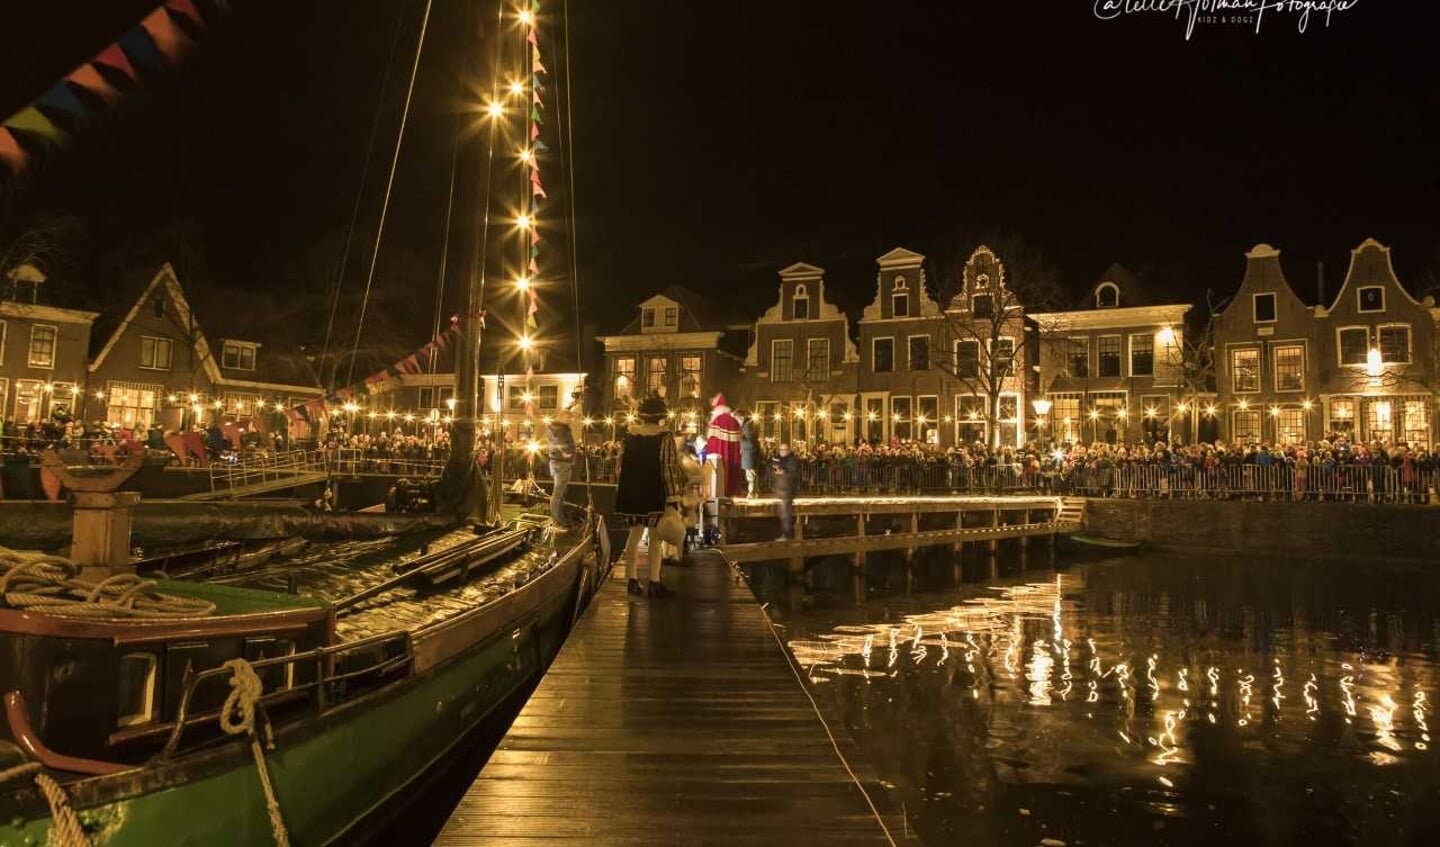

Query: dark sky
left=2, top=0, right=1437, bottom=344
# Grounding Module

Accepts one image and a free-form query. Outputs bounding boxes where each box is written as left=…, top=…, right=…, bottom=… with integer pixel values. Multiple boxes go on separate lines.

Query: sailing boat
left=0, top=3, right=594, bottom=844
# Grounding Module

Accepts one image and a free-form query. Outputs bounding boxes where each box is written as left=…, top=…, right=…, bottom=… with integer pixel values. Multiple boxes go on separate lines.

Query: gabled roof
left=876, top=246, right=925, bottom=267
left=617, top=285, right=751, bottom=334
left=89, top=264, right=223, bottom=384
left=1079, top=262, right=1154, bottom=309
left=1323, top=237, right=1428, bottom=313
left=778, top=261, right=825, bottom=278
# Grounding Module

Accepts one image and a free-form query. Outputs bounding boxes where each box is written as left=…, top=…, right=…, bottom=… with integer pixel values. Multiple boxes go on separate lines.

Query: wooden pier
left=718, top=494, right=1081, bottom=566
left=433, top=550, right=897, bottom=846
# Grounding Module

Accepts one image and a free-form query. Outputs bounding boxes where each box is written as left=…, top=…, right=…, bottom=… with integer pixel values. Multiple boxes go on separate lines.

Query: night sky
left=1, top=1, right=1437, bottom=348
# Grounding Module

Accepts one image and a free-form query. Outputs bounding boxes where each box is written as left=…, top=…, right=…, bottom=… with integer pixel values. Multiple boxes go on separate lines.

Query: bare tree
left=0, top=212, right=85, bottom=301
left=936, top=230, right=1063, bottom=448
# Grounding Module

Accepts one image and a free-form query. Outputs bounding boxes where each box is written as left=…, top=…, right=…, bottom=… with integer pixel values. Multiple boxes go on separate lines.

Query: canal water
left=748, top=549, right=1440, bottom=846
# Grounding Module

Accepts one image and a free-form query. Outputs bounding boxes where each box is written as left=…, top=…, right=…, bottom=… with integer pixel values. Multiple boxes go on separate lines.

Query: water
left=749, top=550, right=1440, bottom=846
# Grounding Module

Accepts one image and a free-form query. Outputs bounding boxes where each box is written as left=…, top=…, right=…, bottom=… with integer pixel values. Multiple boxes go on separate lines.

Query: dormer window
left=222, top=341, right=256, bottom=370
left=892, top=276, right=910, bottom=318
left=152, top=295, right=166, bottom=319
left=1358, top=286, right=1385, bottom=313
left=1095, top=282, right=1119, bottom=309
left=642, top=308, right=655, bottom=329
left=792, top=284, right=810, bottom=320
left=663, top=307, right=677, bottom=328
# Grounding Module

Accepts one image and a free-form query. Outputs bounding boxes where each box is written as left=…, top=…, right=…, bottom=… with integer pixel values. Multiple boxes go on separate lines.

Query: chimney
left=1317, top=261, right=1325, bottom=306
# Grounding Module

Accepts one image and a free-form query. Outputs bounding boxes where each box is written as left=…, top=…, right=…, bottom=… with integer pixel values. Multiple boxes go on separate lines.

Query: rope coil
left=219, top=659, right=290, bottom=847
left=0, top=761, right=91, bottom=847
left=0, top=548, right=215, bottom=619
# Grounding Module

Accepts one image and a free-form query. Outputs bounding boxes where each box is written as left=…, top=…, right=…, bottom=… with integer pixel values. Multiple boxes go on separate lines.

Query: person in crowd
left=614, top=396, right=688, bottom=598
left=547, top=408, right=576, bottom=530
left=769, top=441, right=799, bottom=540
left=739, top=410, right=760, bottom=498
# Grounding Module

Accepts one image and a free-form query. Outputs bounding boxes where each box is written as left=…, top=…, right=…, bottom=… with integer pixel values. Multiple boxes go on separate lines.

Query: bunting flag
left=67, top=65, right=121, bottom=105
left=528, top=257, right=539, bottom=274
left=118, top=27, right=166, bottom=75
left=532, top=45, right=547, bottom=74
left=4, top=107, right=67, bottom=145
left=141, top=7, right=196, bottom=61
left=165, top=0, right=206, bottom=27
left=95, top=44, right=139, bottom=80
left=526, top=28, right=538, bottom=45
left=39, top=83, right=91, bottom=127
left=0, top=129, right=27, bottom=173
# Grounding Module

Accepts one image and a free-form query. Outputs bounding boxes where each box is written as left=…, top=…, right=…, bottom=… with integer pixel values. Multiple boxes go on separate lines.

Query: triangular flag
left=141, top=7, right=195, bottom=62
left=4, top=107, right=67, bottom=145
left=530, top=106, right=543, bottom=123
left=0, top=128, right=27, bottom=173
left=39, top=83, right=91, bottom=127
left=533, top=140, right=549, bottom=153
left=95, top=44, right=138, bottom=80
left=530, top=229, right=540, bottom=246
left=526, top=28, right=538, bottom=45
left=67, top=64, right=121, bottom=105
left=533, top=89, right=542, bottom=106
left=530, top=244, right=539, bottom=259
left=532, top=45, right=547, bottom=74
left=528, top=258, right=539, bottom=274
left=166, top=0, right=206, bottom=27
left=119, top=26, right=166, bottom=75
left=531, top=174, right=547, bottom=199
left=530, top=122, right=540, bottom=141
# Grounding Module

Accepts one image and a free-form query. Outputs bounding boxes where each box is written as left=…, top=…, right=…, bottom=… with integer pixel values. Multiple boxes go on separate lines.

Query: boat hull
left=0, top=543, right=591, bottom=847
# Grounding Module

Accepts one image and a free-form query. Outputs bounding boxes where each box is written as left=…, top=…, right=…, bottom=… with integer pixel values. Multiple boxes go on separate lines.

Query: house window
left=956, top=395, right=986, bottom=444
left=1328, top=397, right=1355, bottom=436
left=1365, top=399, right=1393, bottom=443
left=998, top=395, right=1020, bottom=446
left=993, top=338, right=1015, bottom=377
left=614, top=357, right=635, bottom=400
left=806, top=339, right=828, bottom=381
left=1097, top=335, right=1121, bottom=378
left=505, top=385, right=526, bottom=410
left=679, top=354, right=702, bottom=398
left=1050, top=394, right=1082, bottom=443
left=908, top=336, right=930, bottom=371
left=1253, top=293, right=1277, bottom=323
left=663, top=307, right=677, bottom=328
left=917, top=396, right=939, bottom=444
left=971, top=293, right=993, bottom=318
left=538, top=385, right=559, bottom=410
left=645, top=356, right=667, bottom=396
left=873, top=337, right=895, bottom=373
left=1379, top=325, right=1411, bottom=364
left=1274, top=344, right=1304, bottom=392
left=1129, top=333, right=1153, bottom=377
left=1338, top=327, right=1368, bottom=366
left=1276, top=408, right=1306, bottom=445
left=793, top=284, right=810, bottom=320
left=892, top=396, right=913, bottom=441
left=1232, top=410, right=1261, bottom=442
left=419, top=387, right=435, bottom=409
left=139, top=336, right=173, bottom=371
left=1230, top=347, right=1260, bottom=393
left=27, top=325, right=56, bottom=369
left=755, top=401, right=780, bottom=439
left=1403, top=400, right=1430, bottom=448
left=1358, top=286, right=1385, bottom=313
left=829, top=401, right=848, bottom=429
left=106, top=382, right=162, bottom=428
left=221, top=342, right=255, bottom=370
left=955, top=340, right=981, bottom=378
left=222, top=392, right=261, bottom=415
left=1095, top=283, right=1119, bottom=308
left=864, top=397, right=885, bottom=442
left=1067, top=338, right=1088, bottom=378
left=892, top=276, right=910, bottom=318
left=641, top=308, right=655, bottom=328
left=14, top=379, right=43, bottom=424
left=117, top=653, right=157, bottom=728
left=772, top=339, right=795, bottom=383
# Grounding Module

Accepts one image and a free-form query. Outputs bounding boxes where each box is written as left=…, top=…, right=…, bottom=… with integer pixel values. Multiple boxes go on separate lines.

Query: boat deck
left=433, top=550, right=896, bottom=846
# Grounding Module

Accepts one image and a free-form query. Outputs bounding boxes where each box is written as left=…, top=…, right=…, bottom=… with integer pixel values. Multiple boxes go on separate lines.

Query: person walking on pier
left=770, top=442, right=799, bottom=540
left=547, top=409, right=577, bottom=530
left=615, top=396, right=688, bottom=597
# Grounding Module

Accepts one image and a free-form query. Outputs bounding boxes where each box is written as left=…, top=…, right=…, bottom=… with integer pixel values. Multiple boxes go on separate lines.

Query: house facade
left=88, top=264, right=324, bottom=432
left=740, top=262, right=859, bottom=444
left=941, top=245, right=1033, bottom=448
left=1029, top=264, right=1190, bottom=445
left=855, top=248, right=952, bottom=444
left=0, top=295, right=98, bottom=427
left=597, top=286, right=747, bottom=432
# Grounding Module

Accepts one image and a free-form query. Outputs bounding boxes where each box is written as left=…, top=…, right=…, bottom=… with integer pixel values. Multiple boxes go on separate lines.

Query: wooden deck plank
left=433, top=551, right=893, bottom=846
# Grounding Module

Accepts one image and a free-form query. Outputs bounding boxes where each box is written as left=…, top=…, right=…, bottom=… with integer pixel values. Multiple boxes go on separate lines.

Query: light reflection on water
left=753, top=553, right=1440, bottom=846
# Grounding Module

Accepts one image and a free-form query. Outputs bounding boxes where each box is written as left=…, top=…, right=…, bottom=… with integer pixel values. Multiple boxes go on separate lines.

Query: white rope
left=0, top=761, right=91, bottom=847
left=219, top=659, right=290, bottom=847
left=0, top=548, right=215, bottom=619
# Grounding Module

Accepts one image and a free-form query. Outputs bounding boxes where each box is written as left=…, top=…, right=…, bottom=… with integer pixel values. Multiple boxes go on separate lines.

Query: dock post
left=853, top=512, right=867, bottom=570
left=1018, top=509, right=1029, bottom=570
left=788, top=514, right=805, bottom=575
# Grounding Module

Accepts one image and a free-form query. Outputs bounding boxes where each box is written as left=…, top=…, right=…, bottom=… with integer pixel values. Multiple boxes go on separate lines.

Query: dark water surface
left=749, top=551, right=1440, bottom=847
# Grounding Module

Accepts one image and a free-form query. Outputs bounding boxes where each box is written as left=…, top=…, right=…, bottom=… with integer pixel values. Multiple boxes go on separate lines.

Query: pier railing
left=208, top=449, right=323, bottom=494
left=1068, top=463, right=1440, bottom=502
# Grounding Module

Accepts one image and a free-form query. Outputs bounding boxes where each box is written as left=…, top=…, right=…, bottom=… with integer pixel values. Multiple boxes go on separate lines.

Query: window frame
left=907, top=334, right=930, bottom=371
left=805, top=338, right=829, bottom=381
left=1097, top=334, right=1122, bottom=378
left=1128, top=332, right=1154, bottom=378
left=792, top=283, right=810, bottom=320
left=1357, top=285, right=1385, bottom=314
left=644, top=355, right=668, bottom=396
left=1231, top=409, right=1262, bottom=443
left=27, top=324, right=57, bottom=369
left=117, top=652, right=158, bottom=728
left=139, top=335, right=173, bottom=371
left=1272, top=342, right=1305, bottom=393
left=971, top=293, right=994, bottom=319
left=1252, top=292, right=1277, bottom=324
left=1336, top=325, right=1369, bottom=367
left=771, top=338, right=795, bottom=383
left=1095, top=282, right=1119, bottom=309
left=891, top=395, right=913, bottom=441
left=1378, top=323, right=1412, bottom=364
left=955, top=339, right=980, bottom=379
left=679, top=353, right=703, bottom=399
left=1229, top=345, right=1261, bottom=394
left=613, top=356, right=636, bottom=400
left=891, top=276, right=910, bottom=318
left=872, top=336, right=895, bottom=374
left=641, top=308, right=655, bottom=328
left=663, top=307, right=677, bottom=328
left=1066, top=337, right=1089, bottom=378
left=991, top=336, right=1016, bottom=378
left=538, top=384, right=560, bottom=410
left=221, top=341, right=256, bottom=371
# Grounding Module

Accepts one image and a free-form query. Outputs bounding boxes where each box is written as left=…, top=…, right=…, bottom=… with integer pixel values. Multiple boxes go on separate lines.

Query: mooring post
left=853, top=512, right=867, bottom=570
left=41, top=450, right=147, bottom=582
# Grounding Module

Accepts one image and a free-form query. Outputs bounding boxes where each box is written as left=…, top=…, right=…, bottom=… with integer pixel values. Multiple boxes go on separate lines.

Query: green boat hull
left=2, top=559, right=583, bottom=847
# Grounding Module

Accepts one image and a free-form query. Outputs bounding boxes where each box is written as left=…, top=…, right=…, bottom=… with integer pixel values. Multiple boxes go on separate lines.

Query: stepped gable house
left=0, top=266, right=98, bottom=426
left=942, top=245, right=1034, bottom=448
left=740, top=261, right=859, bottom=445
left=1029, top=263, right=1190, bottom=445
left=855, top=247, right=950, bottom=445
left=598, top=285, right=748, bottom=431
left=87, top=264, right=324, bottom=431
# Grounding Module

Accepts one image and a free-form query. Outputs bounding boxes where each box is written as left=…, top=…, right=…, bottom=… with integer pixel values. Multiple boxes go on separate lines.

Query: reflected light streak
left=1340, top=664, right=1357, bottom=723
left=1414, top=691, right=1430, bottom=750
left=1027, top=640, right=1054, bottom=706
left=1237, top=671, right=1255, bottom=727
left=1370, top=694, right=1401, bottom=753
left=1271, top=659, right=1286, bottom=714
left=1304, top=673, right=1320, bottom=721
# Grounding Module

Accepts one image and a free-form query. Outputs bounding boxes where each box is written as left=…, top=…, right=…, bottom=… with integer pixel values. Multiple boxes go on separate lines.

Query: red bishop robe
left=705, top=406, right=745, bottom=498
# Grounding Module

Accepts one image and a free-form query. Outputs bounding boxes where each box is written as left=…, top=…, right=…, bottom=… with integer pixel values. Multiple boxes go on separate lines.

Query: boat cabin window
left=246, top=636, right=297, bottom=691
left=117, top=652, right=157, bottom=727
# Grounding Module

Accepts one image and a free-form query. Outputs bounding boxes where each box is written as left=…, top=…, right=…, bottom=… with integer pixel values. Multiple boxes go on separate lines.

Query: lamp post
left=1031, top=397, right=1052, bottom=448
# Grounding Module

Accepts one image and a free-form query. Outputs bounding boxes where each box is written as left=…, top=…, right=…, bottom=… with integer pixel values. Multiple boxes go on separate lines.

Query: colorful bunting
left=532, top=46, right=547, bottom=74
left=526, top=28, right=538, bottom=45
left=165, top=0, right=206, bottom=27
left=0, top=128, right=26, bottom=173
left=39, top=83, right=91, bottom=127
left=95, top=44, right=139, bottom=80
left=67, top=65, right=121, bottom=105
left=119, top=27, right=166, bottom=74
left=4, top=107, right=67, bottom=145
left=141, top=7, right=196, bottom=61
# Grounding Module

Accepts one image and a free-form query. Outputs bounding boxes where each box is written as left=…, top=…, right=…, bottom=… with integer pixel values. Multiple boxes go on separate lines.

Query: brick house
left=855, top=248, right=951, bottom=444
left=1315, top=238, right=1438, bottom=446
left=597, top=285, right=748, bottom=434
left=0, top=275, right=98, bottom=426
left=940, top=245, right=1033, bottom=448
left=87, top=264, right=323, bottom=432
left=740, top=262, right=859, bottom=444
left=1029, top=264, right=1190, bottom=445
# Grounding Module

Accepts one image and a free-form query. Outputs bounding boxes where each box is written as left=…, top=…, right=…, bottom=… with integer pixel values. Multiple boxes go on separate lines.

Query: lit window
left=1274, top=344, right=1304, bottom=392
left=1232, top=410, right=1261, bottom=442
left=27, top=325, right=56, bottom=369
left=892, top=396, right=912, bottom=440
left=222, top=341, right=255, bottom=370
left=645, top=356, right=667, bottom=396
left=1230, top=347, right=1260, bottom=393
left=614, top=357, right=635, bottom=400
left=1328, top=397, right=1355, bottom=436
left=1338, top=327, right=1368, bottom=366
left=873, top=337, right=895, bottom=373
left=1253, top=293, right=1276, bottom=323
left=1379, top=325, right=1410, bottom=363
left=1129, top=333, right=1153, bottom=377
left=680, top=354, right=702, bottom=398
left=1275, top=408, right=1305, bottom=445
left=140, top=336, right=172, bottom=370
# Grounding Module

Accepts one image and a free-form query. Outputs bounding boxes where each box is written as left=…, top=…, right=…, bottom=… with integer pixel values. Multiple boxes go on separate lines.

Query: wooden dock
left=433, top=550, right=896, bottom=846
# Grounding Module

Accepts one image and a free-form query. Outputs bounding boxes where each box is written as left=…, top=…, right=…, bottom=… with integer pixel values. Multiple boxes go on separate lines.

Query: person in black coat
left=614, top=396, right=687, bottom=597
left=769, top=442, right=799, bottom=540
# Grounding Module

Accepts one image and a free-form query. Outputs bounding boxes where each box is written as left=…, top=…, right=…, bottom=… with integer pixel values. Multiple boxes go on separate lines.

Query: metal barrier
left=208, top=449, right=323, bottom=493
left=1068, top=463, right=1440, bottom=502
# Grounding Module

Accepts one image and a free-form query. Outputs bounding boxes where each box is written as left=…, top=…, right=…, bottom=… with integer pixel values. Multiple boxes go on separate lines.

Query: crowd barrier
left=1068, top=463, right=1440, bottom=502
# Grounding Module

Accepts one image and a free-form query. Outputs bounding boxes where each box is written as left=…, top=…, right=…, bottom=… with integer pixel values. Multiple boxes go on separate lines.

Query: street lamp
left=1031, top=397, right=1052, bottom=445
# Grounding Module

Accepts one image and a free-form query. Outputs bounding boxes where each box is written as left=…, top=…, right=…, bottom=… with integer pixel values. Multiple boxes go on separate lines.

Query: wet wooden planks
left=433, top=550, right=891, bottom=846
